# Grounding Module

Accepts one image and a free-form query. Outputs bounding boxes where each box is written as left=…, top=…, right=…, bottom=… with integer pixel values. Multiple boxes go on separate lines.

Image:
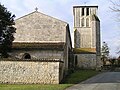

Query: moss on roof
left=73, top=48, right=96, bottom=54
left=12, top=42, right=65, bottom=50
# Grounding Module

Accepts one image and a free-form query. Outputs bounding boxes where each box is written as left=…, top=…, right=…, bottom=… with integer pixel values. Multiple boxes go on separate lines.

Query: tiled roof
left=0, top=58, right=64, bottom=63
left=73, top=6, right=98, bottom=8
left=12, top=42, right=65, bottom=50
left=73, top=48, right=96, bottom=54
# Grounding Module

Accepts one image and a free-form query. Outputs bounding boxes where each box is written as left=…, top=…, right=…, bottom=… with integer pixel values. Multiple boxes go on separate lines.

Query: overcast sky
left=1, top=0, right=120, bottom=57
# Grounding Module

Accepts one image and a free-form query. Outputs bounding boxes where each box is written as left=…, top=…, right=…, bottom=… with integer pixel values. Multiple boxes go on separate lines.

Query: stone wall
left=10, top=50, right=64, bottom=60
left=75, top=54, right=97, bottom=69
left=0, top=59, right=63, bottom=84
left=14, top=11, right=67, bottom=43
left=74, top=28, right=92, bottom=48
left=73, top=6, right=98, bottom=28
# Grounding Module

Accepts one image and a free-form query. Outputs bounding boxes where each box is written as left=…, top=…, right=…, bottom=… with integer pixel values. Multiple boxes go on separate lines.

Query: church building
left=0, top=9, right=73, bottom=84
left=73, top=6, right=101, bottom=69
left=0, top=5, right=101, bottom=84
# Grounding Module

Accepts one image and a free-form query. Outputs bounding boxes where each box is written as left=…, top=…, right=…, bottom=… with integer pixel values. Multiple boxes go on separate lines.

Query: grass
left=0, top=69, right=99, bottom=90
left=63, top=69, right=99, bottom=84
left=0, top=84, right=71, bottom=90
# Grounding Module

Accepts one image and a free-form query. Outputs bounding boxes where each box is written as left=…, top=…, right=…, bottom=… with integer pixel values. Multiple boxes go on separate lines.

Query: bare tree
left=110, top=0, right=120, bottom=20
left=110, top=0, right=120, bottom=11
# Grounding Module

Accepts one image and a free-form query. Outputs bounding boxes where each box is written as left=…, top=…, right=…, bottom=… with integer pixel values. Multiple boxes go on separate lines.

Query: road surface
left=66, top=72, right=120, bottom=90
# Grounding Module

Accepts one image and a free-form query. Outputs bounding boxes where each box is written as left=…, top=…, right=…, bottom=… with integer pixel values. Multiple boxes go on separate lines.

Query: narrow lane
left=66, top=72, right=120, bottom=90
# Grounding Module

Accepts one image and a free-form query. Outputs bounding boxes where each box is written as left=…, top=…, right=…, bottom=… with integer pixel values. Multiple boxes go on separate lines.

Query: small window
left=81, top=18, right=84, bottom=27
left=75, top=56, right=78, bottom=66
left=86, top=8, right=89, bottom=16
left=82, top=8, right=84, bottom=16
left=86, top=18, right=89, bottom=27
left=23, top=53, right=31, bottom=59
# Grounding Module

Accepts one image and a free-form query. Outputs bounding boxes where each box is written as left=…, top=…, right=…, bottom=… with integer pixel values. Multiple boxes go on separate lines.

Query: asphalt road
left=66, top=72, right=120, bottom=90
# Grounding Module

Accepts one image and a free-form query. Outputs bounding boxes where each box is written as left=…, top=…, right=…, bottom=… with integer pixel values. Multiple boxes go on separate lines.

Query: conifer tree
left=0, top=3, right=16, bottom=58
left=101, top=42, right=109, bottom=57
left=101, top=42, right=110, bottom=65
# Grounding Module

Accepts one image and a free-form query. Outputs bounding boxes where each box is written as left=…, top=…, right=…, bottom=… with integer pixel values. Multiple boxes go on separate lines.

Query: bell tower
left=73, top=6, right=101, bottom=69
left=73, top=6, right=100, bottom=54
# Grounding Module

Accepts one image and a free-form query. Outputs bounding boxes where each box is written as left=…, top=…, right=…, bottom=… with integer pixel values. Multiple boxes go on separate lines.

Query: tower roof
left=73, top=6, right=98, bottom=8
left=91, top=14, right=100, bottom=21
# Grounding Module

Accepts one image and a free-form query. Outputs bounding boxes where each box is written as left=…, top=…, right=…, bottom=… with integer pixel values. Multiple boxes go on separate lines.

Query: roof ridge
left=15, top=11, right=36, bottom=21
left=15, top=10, right=68, bottom=24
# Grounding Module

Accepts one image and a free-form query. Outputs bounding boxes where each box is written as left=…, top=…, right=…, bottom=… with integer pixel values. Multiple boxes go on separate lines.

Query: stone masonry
left=75, top=54, right=96, bottom=69
left=73, top=6, right=101, bottom=69
left=0, top=59, right=63, bottom=84
left=2, top=10, right=73, bottom=84
left=14, top=11, right=67, bottom=43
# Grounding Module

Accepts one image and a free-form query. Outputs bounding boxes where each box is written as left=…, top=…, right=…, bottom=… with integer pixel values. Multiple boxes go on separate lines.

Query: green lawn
left=63, top=69, right=99, bottom=84
left=0, top=69, right=99, bottom=90
left=0, top=84, right=72, bottom=90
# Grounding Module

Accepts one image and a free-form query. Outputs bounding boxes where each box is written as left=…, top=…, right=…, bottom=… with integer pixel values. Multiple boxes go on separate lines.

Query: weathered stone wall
left=73, top=7, right=98, bottom=28
left=0, top=60, right=63, bottom=84
left=10, top=49, right=68, bottom=76
left=96, top=55, right=102, bottom=69
left=59, top=62, right=64, bottom=81
left=75, top=54, right=97, bottom=69
left=14, top=11, right=67, bottom=43
left=11, top=10, right=72, bottom=79
left=74, top=28, right=92, bottom=48
left=96, top=21, right=101, bottom=55
left=63, top=25, right=72, bottom=73
left=10, top=50, right=64, bottom=60
left=73, top=6, right=100, bottom=49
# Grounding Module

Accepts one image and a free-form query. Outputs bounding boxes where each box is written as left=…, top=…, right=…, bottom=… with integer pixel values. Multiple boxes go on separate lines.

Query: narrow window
left=86, top=18, right=89, bottom=27
left=75, top=56, right=78, bottom=66
left=86, top=8, right=89, bottom=16
left=81, top=18, right=84, bottom=27
left=82, top=8, right=84, bottom=16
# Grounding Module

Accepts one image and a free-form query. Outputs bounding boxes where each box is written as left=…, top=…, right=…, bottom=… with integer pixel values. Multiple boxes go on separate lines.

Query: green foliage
left=101, top=42, right=110, bottom=65
left=101, top=42, right=109, bottom=57
left=0, top=84, right=71, bottom=90
left=0, top=3, right=16, bottom=58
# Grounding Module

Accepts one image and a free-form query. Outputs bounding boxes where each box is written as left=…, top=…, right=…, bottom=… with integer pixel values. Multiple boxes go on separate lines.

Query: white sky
left=1, top=0, right=120, bottom=57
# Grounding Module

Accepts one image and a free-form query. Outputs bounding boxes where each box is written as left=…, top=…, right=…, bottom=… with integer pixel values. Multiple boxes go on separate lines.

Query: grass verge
left=0, top=69, right=99, bottom=90
left=63, top=69, right=99, bottom=84
left=0, top=84, right=71, bottom=90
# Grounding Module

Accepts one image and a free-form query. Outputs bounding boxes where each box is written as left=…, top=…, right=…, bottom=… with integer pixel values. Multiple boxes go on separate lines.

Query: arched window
left=23, top=53, right=31, bottom=59
left=86, top=18, right=89, bottom=27
left=81, top=18, right=84, bottom=27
